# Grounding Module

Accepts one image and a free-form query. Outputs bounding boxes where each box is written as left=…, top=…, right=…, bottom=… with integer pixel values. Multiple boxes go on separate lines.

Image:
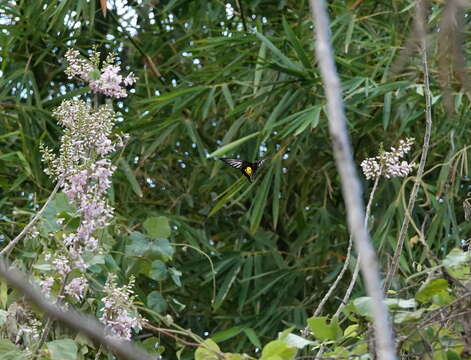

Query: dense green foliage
left=1, top=0, right=471, bottom=359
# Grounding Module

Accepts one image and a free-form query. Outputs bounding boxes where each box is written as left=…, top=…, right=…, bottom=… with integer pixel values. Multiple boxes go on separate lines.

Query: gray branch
left=0, top=180, right=62, bottom=257
left=0, top=258, right=152, bottom=360
left=309, top=1, right=396, bottom=359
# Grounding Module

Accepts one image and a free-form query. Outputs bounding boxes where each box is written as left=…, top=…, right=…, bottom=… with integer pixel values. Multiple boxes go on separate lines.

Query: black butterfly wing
left=255, top=159, right=266, bottom=169
left=220, top=158, right=244, bottom=169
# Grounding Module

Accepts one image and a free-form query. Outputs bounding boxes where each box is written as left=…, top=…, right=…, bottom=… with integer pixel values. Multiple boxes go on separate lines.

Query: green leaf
left=169, top=267, right=182, bottom=287
left=249, top=165, right=274, bottom=234
left=392, top=309, right=425, bottom=324
left=119, top=158, right=143, bottom=198
left=281, top=17, right=311, bottom=69
left=307, top=317, right=342, bottom=341
left=385, top=298, right=417, bottom=309
left=221, top=85, right=235, bottom=110
left=226, top=354, right=245, bottom=360
left=149, top=260, right=168, bottom=281
left=41, top=192, right=77, bottom=234
left=209, top=131, right=261, bottom=158
left=253, top=42, right=267, bottom=94
left=280, top=333, right=314, bottom=349
left=263, top=89, right=299, bottom=134
left=211, top=326, right=243, bottom=343
left=47, top=339, right=78, bottom=360
left=254, top=32, right=302, bottom=72
left=144, top=216, right=171, bottom=239
left=202, top=87, right=216, bottom=119
left=243, top=327, right=261, bottom=348
left=0, top=339, right=25, bottom=360
left=446, top=350, right=461, bottom=360
left=208, top=177, right=246, bottom=217
left=382, top=92, right=392, bottom=129
left=238, top=257, right=253, bottom=311
left=32, top=264, right=53, bottom=271
left=139, top=86, right=208, bottom=104
left=139, top=337, right=163, bottom=355
left=147, top=291, right=168, bottom=313
left=183, top=119, right=208, bottom=163
left=443, top=248, right=471, bottom=268
left=195, top=339, right=221, bottom=360
left=272, top=157, right=282, bottom=229
left=344, top=324, right=359, bottom=338
left=260, top=340, right=297, bottom=360
left=213, top=263, right=242, bottom=310
left=350, top=297, right=373, bottom=318
left=126, top=232, right=174, bottom=261
left=415, top=278, right=449, bottom=303
left=431, top=290, right=455, bottom=306
left=293, top=106, right=321, bottom=136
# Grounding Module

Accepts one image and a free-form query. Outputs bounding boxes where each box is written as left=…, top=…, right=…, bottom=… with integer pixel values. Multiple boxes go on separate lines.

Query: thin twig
left=335, top=176, right=381, bottom=318
left=384, top=1, right=433, bottom=291
left=312, top=232, right=353, bottom=318
left=0, top=258, right=152, bottom=360
left=144, top=323, right=227, bottom=359
left=0, top=180, right=62, bottom=256
left=309, top=1, right=396, bottom=359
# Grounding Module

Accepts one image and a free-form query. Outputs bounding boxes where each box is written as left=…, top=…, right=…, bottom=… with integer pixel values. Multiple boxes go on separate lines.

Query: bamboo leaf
left=209, top=131, right=261, bottom=158
left=119, top=158, right=143, bottom=198
left=250, top=165, right=274, bottom=234
left=222, top=84, right=235, bottom=110
left=255, top=32, right=302, bottom=72
left=282, top=17, right=311, bottom=69
left=213, top=262, right=242, bottom=310
left=208, top=177, right=246, bottom=217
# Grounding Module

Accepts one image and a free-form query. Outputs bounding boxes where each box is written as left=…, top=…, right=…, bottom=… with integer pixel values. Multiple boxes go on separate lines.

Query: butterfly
left=220, top=158, right=266, bottom=183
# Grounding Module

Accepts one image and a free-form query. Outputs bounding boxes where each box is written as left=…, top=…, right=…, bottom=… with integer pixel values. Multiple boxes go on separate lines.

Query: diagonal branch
left=0, top=180, right=62, bottom=257
left=335, top=175, right=381, bottom=318
left=0, top=258, right=152, bottom=360
left=308, top=1, right=396, bottom=359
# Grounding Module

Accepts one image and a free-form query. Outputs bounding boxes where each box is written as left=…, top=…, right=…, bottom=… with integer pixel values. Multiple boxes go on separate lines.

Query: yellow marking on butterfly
left=245, top=167, right=252, bottom=175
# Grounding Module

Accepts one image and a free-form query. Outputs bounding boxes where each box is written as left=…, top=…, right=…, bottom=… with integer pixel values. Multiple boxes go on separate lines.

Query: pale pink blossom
left=64, top=49, right=136, bottom=99
left=65, top=277, right=88, bottom=301
left=99, top=275, right=142, bottom=340
left=361, top=138, right=415, bottom=180
left=53, top=256, right=71, bottom=276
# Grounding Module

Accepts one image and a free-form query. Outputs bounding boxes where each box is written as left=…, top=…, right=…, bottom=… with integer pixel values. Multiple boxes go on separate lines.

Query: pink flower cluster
left=99, top=275, right=142, bottom=340
left=65, top=49, right=136, bottom=98
left=41, top=86, right=126, bottom=303
left=361, top=138, right=415, bottom=180
left=39, top=49, right=138, bottom=343
left=64, top=277, right=88, bottom=301
left=42, top=99, right=125, bottom=267
left=65, top=49, right=94, bottom=81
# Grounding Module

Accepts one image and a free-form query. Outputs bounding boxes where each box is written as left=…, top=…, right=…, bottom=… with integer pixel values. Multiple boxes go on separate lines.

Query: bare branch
left=0, top=258, right=152, bottom=360
left=1, top=180, right=62, bottom=257
left=312, top=232, right=353, bottom=318
left=308, top=1, right=396, bottom=359
left=335, top=175, right=381, bottom=318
